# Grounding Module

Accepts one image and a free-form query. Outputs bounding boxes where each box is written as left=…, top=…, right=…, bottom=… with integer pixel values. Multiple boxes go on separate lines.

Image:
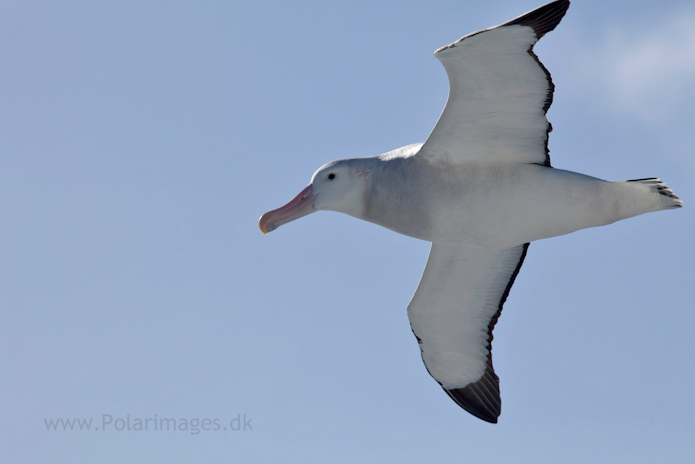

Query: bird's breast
left=361, top=160, right=616, bottom=248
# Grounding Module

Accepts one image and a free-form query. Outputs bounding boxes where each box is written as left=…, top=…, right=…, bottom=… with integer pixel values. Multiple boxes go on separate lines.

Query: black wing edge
left=505, top=0, right=570, bottom=166
left=436, top=0, right=570, bottom=54
left=443, top=243, right=530, bottom=424
left=502, top=0, right=570, bottom=39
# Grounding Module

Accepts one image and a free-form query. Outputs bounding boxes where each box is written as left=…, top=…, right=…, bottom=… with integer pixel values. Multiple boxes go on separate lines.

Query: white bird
left=259, top=0, right=681, bottom=423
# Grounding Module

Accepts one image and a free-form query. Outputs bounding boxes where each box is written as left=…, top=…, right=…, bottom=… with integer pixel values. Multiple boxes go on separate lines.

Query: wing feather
left=407, top=242, right=529, bottom=423
left=419, top=0, right=570, bottom=165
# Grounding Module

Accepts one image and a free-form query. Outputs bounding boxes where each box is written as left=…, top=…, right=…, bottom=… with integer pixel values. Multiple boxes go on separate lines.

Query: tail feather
left=625, top=177, right=682, bottom=209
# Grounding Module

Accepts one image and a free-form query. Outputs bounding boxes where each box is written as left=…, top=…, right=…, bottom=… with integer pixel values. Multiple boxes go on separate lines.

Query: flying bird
left=258, top=0, right=682, bottom=423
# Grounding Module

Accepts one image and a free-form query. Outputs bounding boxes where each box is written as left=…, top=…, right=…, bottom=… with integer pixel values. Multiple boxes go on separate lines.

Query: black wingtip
left=502, top=0, right=570, bottom=39
left=444, top=362, right=501, bottom=423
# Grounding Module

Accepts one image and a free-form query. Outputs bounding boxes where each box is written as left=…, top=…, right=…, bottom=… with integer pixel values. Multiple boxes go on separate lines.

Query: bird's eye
left=328, top=173, right=335, bottom=180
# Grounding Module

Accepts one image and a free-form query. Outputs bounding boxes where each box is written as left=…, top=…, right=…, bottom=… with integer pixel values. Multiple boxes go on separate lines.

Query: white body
left=355, top=144, right=673, bottom=249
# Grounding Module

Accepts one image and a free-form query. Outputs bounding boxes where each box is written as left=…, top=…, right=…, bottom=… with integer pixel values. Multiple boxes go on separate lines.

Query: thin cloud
left=593, top=9, right=695, bottom=123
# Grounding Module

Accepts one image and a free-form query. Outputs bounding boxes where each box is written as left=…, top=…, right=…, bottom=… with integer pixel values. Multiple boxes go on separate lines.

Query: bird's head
left=259, top=159, right=370, bottom=234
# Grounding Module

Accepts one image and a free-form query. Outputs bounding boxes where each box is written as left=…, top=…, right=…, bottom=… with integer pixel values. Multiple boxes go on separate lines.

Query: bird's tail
left=623, top=177, right=683, bottom=210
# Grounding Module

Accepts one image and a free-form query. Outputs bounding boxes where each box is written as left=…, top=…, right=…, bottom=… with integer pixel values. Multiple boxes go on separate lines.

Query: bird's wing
left=419, top=0, right=570, bottom=166
left=407, top=242, right=529, bottom=423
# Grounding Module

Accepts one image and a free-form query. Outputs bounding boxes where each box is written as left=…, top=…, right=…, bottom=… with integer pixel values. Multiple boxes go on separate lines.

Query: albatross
left=258, top=0, right=682, bottom=423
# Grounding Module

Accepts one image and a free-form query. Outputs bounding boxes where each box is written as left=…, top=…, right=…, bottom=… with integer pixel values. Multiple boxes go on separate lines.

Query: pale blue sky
left=2, top=1, right=694, bottom=463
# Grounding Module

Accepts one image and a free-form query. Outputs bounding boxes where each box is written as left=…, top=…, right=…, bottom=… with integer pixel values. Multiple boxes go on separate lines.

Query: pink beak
left=259, top=185, right=317, bottom=235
